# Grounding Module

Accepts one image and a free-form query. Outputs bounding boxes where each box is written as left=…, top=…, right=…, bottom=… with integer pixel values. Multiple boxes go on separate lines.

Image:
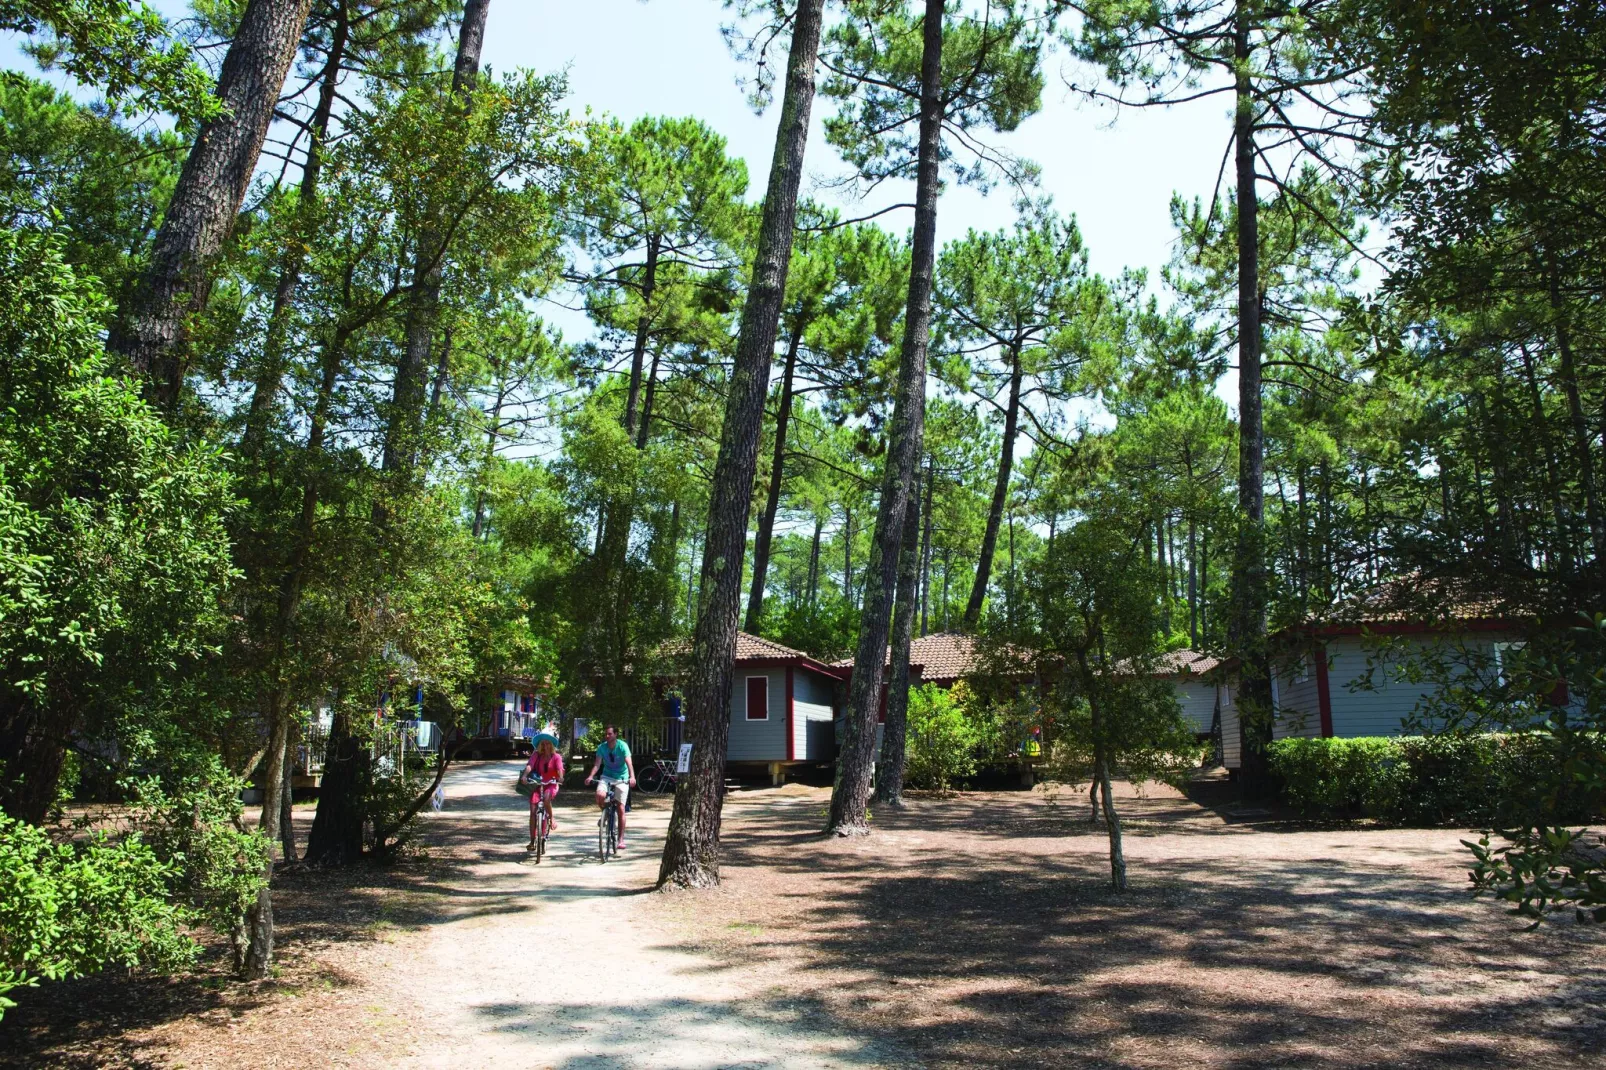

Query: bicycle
left=639, top=758, right=679, bottom=796
left=525, top=777, right=560, bottom=863
left=597, top=780, right=623, bottom=863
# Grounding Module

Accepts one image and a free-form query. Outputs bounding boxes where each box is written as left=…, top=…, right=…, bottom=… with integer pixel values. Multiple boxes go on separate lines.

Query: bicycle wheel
left=606, top=804, right=618, bottom=859
left=598, top=810, right=609, bottom=863
left=535, top=807, right=546, bottom=863
left=639, top=765, right=664, bottom=794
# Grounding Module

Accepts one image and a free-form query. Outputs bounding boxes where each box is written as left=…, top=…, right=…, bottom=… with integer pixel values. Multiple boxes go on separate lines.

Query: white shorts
left=596, top=777, right=629, bottom=807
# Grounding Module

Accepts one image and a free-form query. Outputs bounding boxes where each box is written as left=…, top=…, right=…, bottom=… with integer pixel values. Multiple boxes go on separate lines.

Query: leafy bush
left=130, top=764, right=269, bottom=940
left=1266, top=737, right=1403, bottom=819
left=0, top=811, right=200, bottom=1020
left=904, top=683, right=984, bottom=792
left=1267, top=733, right=1603, bottom=826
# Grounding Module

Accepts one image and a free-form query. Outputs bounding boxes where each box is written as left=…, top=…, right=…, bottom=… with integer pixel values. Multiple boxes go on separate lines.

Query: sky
left=2, top=0, right=1238, bottom=289
left=1, top=0, right=1246, bottom=425
left=483, top=0, right=1235, bottom=286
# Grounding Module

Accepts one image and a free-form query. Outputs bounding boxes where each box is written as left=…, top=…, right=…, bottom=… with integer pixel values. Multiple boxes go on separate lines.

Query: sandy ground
left=379, top=761, right=908, bottom=1069
left=3, top=763, right=1603, bottom=1069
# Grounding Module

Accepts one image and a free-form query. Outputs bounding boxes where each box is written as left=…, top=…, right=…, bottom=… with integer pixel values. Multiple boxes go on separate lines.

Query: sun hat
left=532, top=731, right=559, bottom=747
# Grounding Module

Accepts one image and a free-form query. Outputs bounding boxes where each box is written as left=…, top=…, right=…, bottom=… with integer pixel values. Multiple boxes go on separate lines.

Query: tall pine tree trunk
left=827, top=0, right=943, bottom=837
left=1545, top=252, right=1606, bottom=565
left=1230, top=7, right=1273, bottom=799
left=963, top=348, right=1022, bottom=630
left=110, top=0, right=313, bottom=406
left=657, top=0, right=825, bottom=889
left=242, top=0, right=349, bottom=451
left=806, top=516, right=822, bottom=604
left=873, top=470, right=922, bottom=807
left=919, top=458, right=934, bottom=636
left=745, top=331, right=802, bottom=630
left=382, top=0, right=491, bottom=478
left=305, top=704, right=368, bottom=864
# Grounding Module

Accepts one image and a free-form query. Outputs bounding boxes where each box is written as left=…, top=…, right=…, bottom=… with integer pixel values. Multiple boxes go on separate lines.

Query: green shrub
left=1268, top=733, right=1604, bottom=826
left=0, top=811, right=200, bottom=1020
left=1267, top=737, right=1403, bottom=819
left=904, top=683, right=984, bottom=792
left=131, top=766, right=270, bottom=939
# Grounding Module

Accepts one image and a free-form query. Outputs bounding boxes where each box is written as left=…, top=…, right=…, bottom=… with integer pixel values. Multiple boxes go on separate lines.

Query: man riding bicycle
left=519, top=732, right=564, bottom=851
left=584, top=725, right=636, bottom=849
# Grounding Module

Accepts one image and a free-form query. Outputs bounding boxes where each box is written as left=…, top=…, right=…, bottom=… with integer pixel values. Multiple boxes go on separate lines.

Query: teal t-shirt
left=597, top=739, right=631, bottom=780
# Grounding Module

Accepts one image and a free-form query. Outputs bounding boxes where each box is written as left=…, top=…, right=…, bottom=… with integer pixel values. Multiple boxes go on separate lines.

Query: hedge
left=1266, top=734, right=1601, bottom=826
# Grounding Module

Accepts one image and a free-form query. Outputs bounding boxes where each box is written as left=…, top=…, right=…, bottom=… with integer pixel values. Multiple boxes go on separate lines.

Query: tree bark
left=919, top=458, right=934, bottom=636
left=827, top=0, right=943, bottom=837
left=746, top=330, right=803, bottom=631
left=842, top=506, right=853, bottom=603
left=304, top=704, right=368, bottom=864
left=1230, top=7, right=1273, bottom=800
left=806, top=515, right=822, bottom=605
left=963, top=347, right=1022, bottom=630
left=657, top=0, right=824, bottom=889
left=259, top=695, right=291, bottom=847
left=624, top=238, right=661, bottom=442
left=242, top=0, right=349, bottom=452
left=1545, top=254, right=1606, bottom=565
left=382, top=0, right=491, bottom=478
left=109, top=0, right=314, bottom=406
left=637, top=342, right=663, bottom=450
left=873, top=469, right=922, bottom=807
left=1098, top=755, right=1127, bottom=892
left=279, top=729, right=297, bottom=861
left=471, top=378, right=509, bottom=539
left=240, top=864, right=274, bottom=979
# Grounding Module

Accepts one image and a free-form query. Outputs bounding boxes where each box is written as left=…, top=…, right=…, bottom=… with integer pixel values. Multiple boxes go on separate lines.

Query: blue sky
left=487, top=0, right=1234, bottom=286
left=3, top=1, right=1237, bottom=287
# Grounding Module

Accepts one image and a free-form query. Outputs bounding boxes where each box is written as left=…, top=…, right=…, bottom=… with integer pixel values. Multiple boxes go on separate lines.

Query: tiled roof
left=1154, top=649, right=1221, bottom=676
left=1317, top=574, right=1529, bottom=627
left=660, top=631, right=816, bottom=663
left=832, top=632, right=984, bottom=681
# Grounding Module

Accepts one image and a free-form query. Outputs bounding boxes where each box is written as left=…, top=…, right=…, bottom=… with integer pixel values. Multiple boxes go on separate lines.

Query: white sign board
left=677, top=743, right=693, bottom=774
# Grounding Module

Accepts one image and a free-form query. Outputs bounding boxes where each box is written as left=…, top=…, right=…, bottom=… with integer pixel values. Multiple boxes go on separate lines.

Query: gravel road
left=386, top=761, right=909, bottom=1070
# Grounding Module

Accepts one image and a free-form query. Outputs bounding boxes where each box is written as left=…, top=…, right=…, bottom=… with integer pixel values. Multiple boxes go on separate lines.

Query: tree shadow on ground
left=704, top=789, right=1606, bottom=1070
left=457, top=993, right=920, bottom=1069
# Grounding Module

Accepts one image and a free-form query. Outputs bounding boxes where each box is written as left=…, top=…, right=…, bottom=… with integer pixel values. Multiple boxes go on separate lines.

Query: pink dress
left=524, top=751, right=564, bottom=807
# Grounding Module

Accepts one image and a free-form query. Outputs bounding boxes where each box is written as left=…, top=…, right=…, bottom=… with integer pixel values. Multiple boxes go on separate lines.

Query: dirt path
left=383, top=762, right=905, bottom=1069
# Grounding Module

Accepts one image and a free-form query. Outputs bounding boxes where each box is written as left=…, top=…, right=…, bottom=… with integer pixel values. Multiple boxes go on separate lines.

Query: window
left=746, top=676, right=769, bottom=720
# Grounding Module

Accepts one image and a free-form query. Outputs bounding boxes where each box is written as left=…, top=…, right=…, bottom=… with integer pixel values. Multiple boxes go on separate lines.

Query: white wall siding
left=1174, top=680, right=1217, bottom=734
left=794, top=701, right=834, bottom=759
left=1220, top=685, right=1241, bottom=769
left=795, top=668, right=836, bottom=707
left=1274, top=662, right=1323, bottom=740
left=727, top=670, right=787, bottom=762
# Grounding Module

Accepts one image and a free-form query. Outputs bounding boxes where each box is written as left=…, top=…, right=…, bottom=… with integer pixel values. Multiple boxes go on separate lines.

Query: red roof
left=1153, top=649, right=1221, bottom=676
left=660, top=632, right=840, bottom=675
left=832, top=632, right=984, bottom=682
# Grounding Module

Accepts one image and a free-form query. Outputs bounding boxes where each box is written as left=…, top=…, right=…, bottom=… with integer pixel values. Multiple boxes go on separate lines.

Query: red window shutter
left=746, top=676, right=768, bottom=720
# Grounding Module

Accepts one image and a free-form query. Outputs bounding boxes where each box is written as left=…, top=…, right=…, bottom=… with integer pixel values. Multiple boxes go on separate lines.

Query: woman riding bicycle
left=519, top=732, right=564, bottom=851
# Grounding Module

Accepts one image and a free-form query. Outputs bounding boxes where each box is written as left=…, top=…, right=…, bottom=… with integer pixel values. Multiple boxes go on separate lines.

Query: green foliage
left=0, top=73, right=181, bottom=293
left=0, top=0, right=219, bottom=119
left=0, top=230, right=235, bottom=816
left=757, top=597, right=861, bottom=664
left=903, top=682, right=983, bottom=791
left=822, top=0, right=1046, bottom=190
left=1267, top=733, right=1600, bottom=827
left=1266, top=736, right=1404, bottom=820
left=130, top=763, right=269, bottom=939
left=1468, top=827, right=1606, bottom=927
left=0, top=810, right=199, bottom=1019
